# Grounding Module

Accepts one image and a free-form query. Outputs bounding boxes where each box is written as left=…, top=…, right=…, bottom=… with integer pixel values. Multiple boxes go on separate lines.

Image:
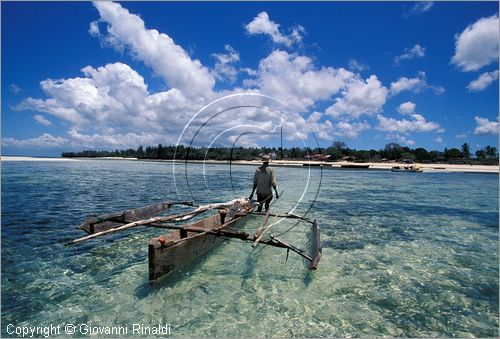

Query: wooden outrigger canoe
left=68, top=197, right=322, bottom=281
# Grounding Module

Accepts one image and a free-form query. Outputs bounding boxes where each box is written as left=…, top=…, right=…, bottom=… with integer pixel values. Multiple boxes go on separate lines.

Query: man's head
left=262, top=154, right=270, bottom=164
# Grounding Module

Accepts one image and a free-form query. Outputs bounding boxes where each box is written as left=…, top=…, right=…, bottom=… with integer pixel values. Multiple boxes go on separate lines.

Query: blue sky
left=2, top=1, right=498, bottom=156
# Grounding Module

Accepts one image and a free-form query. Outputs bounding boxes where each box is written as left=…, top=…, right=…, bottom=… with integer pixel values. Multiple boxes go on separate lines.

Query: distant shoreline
left=2, top=156, right=498, bottom=174
left=2, top=156, right=80, bottom=162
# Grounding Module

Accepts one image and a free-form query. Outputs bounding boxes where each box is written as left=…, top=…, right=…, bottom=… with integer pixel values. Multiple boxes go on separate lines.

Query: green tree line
left=61, top=142, right=499, bottom=165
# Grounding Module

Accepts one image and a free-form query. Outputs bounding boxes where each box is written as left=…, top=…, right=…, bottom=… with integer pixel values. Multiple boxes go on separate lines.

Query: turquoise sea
left=1, top=159, right=498, bottom=337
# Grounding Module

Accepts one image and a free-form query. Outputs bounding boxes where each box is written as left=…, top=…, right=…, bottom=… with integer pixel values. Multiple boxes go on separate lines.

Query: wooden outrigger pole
left=249, top=211, right=315, bottom=224
left=308, top=219, right=322, bottom=270
left=67, top=209, right=203, bottom=245
left=252, top=210, right=272, bottom=247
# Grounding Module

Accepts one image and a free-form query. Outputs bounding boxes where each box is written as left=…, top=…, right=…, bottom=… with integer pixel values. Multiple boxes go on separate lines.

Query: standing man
left=249, top=154, right=279, bottom=212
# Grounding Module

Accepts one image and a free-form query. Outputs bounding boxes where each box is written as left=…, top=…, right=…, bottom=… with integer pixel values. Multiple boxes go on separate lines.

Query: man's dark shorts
left=257, top=193, right=272, bottom=212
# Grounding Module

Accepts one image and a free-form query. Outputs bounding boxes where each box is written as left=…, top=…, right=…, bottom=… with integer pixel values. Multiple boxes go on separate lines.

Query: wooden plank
left=308, top=220, right=322, bottom=270
left=270, top=235, right=313, bottom=262
left=253, top=209, right=271, bottom=239
left=252, top=213, right=278, bottom=248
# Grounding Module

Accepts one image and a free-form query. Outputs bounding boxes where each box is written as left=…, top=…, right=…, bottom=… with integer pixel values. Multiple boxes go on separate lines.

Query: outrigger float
left=67, top=198, right=322, bottom=281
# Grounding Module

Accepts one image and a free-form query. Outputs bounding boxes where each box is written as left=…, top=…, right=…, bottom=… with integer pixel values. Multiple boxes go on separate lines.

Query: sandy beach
left=2, top=156, right=498, bottom=173
left=230, top=160, right=499, bottom=174
left=2, top=156, right=80, bottom=162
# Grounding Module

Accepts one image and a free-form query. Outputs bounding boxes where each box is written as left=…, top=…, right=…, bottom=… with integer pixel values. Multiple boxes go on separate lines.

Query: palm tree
left=461, top=143, right=470, bottom=159
left=484, top=145, right=498, bottom=159
left=476, top=149, right=486, bottom=160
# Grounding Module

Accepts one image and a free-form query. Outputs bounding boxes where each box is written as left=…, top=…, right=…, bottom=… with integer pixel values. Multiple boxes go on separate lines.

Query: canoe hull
left=148, top=210, right=251, bottom=281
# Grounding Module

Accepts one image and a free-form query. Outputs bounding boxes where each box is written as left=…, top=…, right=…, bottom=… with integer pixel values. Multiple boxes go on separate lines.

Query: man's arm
left=249, top=170, right=258, bottom=200
left=249, top=185, right=257, bottom=200
left=271, top=168, right=279, bottom=199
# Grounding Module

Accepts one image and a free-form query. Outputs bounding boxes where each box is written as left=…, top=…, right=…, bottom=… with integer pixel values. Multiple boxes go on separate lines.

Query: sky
left=2, top=1, right=499, bottom=157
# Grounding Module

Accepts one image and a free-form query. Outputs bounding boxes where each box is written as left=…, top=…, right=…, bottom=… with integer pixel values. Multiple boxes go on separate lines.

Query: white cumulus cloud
left=390, top=72, right=444, bottom=96
left=212, top=45, right=240, bottom=84
left=2, top=134, right=68, bottom=148
left=333, top=120, right=371, bottom=139
left=390, top=76, right=425, bottom=95
left=467, top=70, right=499, bottom=92
left=67, top=129, right=161, bottom=149
left=376, top=113, right=441, bottom=133
left=397, top=101, right=417, bottom=115
left=245, top=12, right=304, bottom=48
left=17, top=63, right=150, bottom=128
left=248, top=50, right=354, bottom=112
left=14, top=62, right=208, bottom=145
left=451, top=14, right=499, bottom=72
left=474, top=116, right=499, bottom=134
left=325, top=75, right=389, bottom=119
left=91, top=1, right=215, bottom=99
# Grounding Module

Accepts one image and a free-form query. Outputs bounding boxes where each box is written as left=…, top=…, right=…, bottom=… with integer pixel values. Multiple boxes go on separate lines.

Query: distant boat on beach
left=302, top=163, right=324, bottom=167
left=340, top=163, right=371, bottom=169
left=391, top=165, right=423, bottom=172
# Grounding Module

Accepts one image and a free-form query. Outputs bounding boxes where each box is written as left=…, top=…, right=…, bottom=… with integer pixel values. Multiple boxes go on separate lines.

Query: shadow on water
left=237, top=246, right=314, bottom=289
left=303, top=270, right=315, bottom=287
left=135, top=279, right=169, bottom=299
left=240, top=249, right=261, bottom=289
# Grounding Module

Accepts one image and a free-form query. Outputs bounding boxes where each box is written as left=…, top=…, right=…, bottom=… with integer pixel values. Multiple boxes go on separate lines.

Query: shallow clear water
left=1, top=159, right=498, bottom=337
